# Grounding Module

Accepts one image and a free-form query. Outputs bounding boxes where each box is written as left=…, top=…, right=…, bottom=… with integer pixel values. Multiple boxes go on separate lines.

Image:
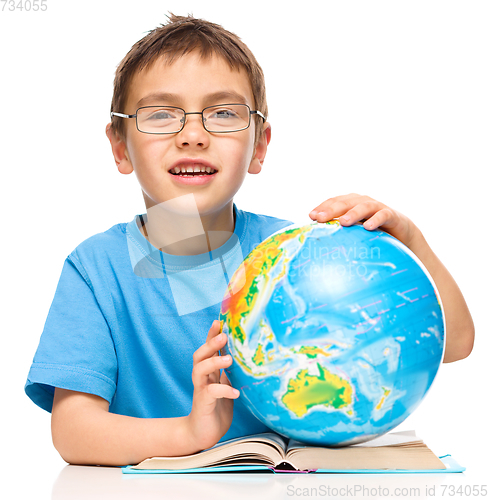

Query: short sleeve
left=25, top=256, right=117, bottom=412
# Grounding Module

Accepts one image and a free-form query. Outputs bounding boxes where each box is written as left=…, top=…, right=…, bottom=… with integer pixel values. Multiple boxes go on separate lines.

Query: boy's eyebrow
left=136, top=92, right=180, bottom=107
left=203, top=91, right=249, bottom=105
left=136, top=91, right=249, bottom=108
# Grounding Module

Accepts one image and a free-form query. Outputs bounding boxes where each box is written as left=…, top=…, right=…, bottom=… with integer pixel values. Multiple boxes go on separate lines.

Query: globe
left=220, top=221, right=445, bottom=446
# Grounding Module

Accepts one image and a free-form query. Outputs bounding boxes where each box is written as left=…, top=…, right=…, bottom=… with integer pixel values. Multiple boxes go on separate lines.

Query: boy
left=25, top=14, right=474, bottom=466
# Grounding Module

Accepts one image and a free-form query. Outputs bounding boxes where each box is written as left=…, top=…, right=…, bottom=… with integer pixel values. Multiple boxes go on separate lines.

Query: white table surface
left=48, top=459, right=487, bottom=500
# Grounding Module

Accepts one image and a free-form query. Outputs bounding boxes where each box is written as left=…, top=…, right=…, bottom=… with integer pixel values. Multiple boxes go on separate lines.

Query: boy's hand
left=187, top=320, right=239, bottom=451
left=309, top=193, right=418, bottom=249
left=309, top=193, right=475, bottom=362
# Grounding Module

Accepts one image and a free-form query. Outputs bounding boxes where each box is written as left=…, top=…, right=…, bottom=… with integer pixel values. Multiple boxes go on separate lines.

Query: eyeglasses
left=111, top=103, right=266, bottom=135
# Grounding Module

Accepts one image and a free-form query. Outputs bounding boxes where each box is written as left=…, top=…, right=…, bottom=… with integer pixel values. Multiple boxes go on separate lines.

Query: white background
left=1, top=1, right=487, bottom=498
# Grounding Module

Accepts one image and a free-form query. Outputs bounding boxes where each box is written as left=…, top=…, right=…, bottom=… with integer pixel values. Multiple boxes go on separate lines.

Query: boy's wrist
left=148, top=415, right=202, bottom=458
left=180, top=414, right=198, bottom=453
left=185, top=410, right=223, bottom=454
left=169, top=415, right=200, bottom=456
left=180, top=413, right=209, bottom=455
left=404, top=225, right=432, bottom=263
left=185, top=411, right=208, bottom=453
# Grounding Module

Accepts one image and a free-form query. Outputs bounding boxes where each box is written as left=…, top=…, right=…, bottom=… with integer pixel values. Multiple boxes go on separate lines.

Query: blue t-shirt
left=25, top=205, right=292, bottom=441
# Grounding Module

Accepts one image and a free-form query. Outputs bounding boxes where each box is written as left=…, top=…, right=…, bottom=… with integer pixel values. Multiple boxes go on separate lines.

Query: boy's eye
left=146, top=109, right=178, bottom=120
left=209, top=108, right=239, bottom=119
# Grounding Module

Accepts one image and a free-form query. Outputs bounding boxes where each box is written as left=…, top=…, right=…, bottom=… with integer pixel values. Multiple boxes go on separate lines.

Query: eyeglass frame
left=111, top=103, right=266, bottom=135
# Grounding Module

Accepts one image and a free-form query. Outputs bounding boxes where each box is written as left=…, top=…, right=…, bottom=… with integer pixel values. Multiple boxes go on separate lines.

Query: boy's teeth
left=170, top=165, right=216, bottom=175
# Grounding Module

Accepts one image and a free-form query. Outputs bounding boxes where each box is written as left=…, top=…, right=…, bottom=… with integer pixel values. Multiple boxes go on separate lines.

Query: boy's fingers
left=220, top=370, right=233, bottom=386
left=192, top=355, right=232, bottom=385
left=193, top=321, right=227, bottom=365
left=205, top=320, right=221, bottom=341
left=192, top=333, right=227, bottom=366
left=207, top=383, right=240, bottom=400
left=337, top=201, right=381, bottom=226
left=309, top=193, right=355, bottom=217
left=363, top=208, right=398, bottom=230
left=310, top=194, right=369, bottom=221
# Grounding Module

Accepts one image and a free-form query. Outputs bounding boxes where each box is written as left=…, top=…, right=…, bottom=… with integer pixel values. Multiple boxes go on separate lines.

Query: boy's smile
left=108, top=52, right=270, bottom=246
left=168, top=157, right=218, bottom=185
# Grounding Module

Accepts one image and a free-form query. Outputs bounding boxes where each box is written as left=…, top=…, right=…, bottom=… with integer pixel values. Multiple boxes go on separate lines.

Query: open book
left=125, top=431, right=454, bottom=473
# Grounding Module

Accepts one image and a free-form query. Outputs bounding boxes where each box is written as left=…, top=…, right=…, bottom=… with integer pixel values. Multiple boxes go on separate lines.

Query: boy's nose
left=177, top=114, right=209, bottom=148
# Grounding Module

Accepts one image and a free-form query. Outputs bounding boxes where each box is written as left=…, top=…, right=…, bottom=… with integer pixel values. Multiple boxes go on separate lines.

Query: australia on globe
left=220, top=221, right=445, bottom=446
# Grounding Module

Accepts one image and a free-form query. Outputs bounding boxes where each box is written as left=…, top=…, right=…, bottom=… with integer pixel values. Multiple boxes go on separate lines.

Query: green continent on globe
left=221, top=225, right=313, bottom=346
left=252, top=343, right=265, bottom=366
left=295, top=345, right=333, bottom=358
left=282, top=363, right=353, bottom=418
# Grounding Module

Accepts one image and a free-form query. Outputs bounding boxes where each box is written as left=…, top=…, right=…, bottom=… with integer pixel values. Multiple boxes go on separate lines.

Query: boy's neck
left=139, top=200, right=235, bottom=256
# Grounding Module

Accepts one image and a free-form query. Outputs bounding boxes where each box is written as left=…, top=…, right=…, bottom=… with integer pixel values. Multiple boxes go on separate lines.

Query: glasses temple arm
left=251, top=110, right=266, bottom=121
left=111, top=112, right=137, bottom=119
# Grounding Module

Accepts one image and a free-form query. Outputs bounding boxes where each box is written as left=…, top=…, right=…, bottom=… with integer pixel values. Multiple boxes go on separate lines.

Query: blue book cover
left=122, top=454, right=464, bottom=474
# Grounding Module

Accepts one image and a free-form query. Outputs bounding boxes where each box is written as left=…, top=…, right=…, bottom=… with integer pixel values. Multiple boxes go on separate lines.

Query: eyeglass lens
left=136, top=104, right=251, bottom=134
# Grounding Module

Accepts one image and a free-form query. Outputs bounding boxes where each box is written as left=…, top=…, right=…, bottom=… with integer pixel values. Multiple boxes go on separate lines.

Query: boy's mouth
left=169, top=164, right=217, bottom=176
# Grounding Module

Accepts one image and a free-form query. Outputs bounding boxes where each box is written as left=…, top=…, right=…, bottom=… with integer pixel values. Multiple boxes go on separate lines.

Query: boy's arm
left=403, top=228, right=474, bottom=362
left=52, top=388, right=189, bottom=466
left=51, top=321, right=238, bottom=466
left=309, top=194, right=475, bottom=363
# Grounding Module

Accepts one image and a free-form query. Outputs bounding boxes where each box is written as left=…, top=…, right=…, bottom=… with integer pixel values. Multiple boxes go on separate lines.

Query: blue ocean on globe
left=220, top=221, right=445, bottom=446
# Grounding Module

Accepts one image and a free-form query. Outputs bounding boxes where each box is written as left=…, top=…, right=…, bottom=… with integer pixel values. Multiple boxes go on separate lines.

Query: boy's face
left=108, top=52, right=270, bottom=221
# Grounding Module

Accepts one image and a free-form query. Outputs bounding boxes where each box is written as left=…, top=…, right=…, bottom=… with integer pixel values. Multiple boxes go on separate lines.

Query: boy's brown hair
left=110, top=14, right=268, bottom=145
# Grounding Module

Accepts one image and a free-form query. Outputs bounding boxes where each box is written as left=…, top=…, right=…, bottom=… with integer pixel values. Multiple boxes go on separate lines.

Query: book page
left=351, top=430, right=421, bottom=447
left=286, top=445, right=446, bottom=471
left=287, top=430, right=421, bottom=452
left=283, top=431, right=445, bottom=471
left=131, top=432, right=288, bottom=470
left=206, top=432, right=287, bottom=452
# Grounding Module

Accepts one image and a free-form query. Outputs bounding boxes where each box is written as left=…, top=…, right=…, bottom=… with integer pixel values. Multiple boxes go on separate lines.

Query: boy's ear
left=105, top=123, right=133, bottom=175
left=248, top=122, right=271, bottom=175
